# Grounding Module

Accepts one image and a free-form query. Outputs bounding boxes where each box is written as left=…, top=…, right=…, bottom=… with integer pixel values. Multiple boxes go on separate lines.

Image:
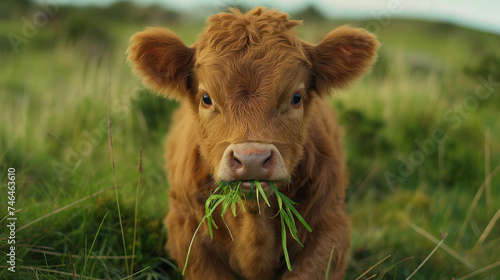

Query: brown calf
left=128, top=7, right=378, bottom=280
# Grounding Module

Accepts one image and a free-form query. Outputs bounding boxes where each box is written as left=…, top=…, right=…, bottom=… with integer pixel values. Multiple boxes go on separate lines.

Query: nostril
left=229, top=151, right=243, bottom=170
left=261, top=152, right=274, bottom=170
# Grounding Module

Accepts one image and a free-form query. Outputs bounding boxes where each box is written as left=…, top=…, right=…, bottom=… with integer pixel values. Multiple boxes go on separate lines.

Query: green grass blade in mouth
left=270, top=182, right=312, bottom=233
left=277, top=190, right=283, bottom=210
left=285, top=207, right=303, bottom=246
left=221, top=198, right=231, bottom=219
left=237, top=191, right=246, bottom=213
left=248, top=180, right=255, bottom=199
left=283, top=201, right=312, bottom=233
left=207, top=198, right=224, bottom=239
left=255, top=181, right=261, bottom=214
left=283, top=209, right=303, bottom=247
left=272, top=191, right=283, bottom=218
left=184, top=180, right=312, bottom=274
left=268, top=181, right=312, bottom=270
left=183, top=215, right=206, bottom=275
left=255, top=180, right=271, bottom=207
left=281, top=212, right=292, bottom=271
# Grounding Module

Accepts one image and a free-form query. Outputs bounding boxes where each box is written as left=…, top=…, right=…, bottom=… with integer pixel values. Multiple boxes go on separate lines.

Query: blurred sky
left=49, top=0, right=500, bottom=34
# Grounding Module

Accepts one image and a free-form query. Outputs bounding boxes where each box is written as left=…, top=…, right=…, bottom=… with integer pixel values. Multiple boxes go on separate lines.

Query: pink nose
left=228, top=148, right=275, bottom=181
left=216, top=142, right=289, bottom=182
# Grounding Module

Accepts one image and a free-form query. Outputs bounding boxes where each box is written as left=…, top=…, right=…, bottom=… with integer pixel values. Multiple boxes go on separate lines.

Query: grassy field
left=1, top=1, right=500, bottom=279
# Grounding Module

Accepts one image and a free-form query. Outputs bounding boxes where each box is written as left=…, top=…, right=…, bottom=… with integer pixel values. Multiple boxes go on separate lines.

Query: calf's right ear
left=127, top=27, right=195, bottom=99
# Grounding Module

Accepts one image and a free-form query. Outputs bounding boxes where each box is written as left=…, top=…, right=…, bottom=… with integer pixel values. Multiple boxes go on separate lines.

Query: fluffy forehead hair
left=197, top=7, right=302, bottom=54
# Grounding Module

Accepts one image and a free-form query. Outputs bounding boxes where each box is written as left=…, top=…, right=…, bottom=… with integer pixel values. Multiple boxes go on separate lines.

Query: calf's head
left=128, top=7, right=378, bottom=187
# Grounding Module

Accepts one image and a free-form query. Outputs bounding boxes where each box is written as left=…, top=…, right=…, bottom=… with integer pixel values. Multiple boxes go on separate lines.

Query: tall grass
left=1, top=27, right=173, bottom=279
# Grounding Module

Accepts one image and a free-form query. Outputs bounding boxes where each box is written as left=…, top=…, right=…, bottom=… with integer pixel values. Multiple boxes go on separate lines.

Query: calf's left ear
left=127, top=27, right=195, bottom=99
left=304, top=26, right=379, bottom=94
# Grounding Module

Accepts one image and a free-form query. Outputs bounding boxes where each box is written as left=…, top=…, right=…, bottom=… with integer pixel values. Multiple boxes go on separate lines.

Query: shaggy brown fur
left=128, top=7, right=379, bottom=280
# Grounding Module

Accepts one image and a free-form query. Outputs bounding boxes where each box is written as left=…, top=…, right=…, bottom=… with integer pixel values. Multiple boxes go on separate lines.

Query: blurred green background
left=1, top=0, right=499, bottom=279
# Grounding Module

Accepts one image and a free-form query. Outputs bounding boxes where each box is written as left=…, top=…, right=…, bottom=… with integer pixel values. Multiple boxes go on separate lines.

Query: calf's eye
left=291, top=93, right=302, bottom=106
left=202, top=93, right=212, bottom=106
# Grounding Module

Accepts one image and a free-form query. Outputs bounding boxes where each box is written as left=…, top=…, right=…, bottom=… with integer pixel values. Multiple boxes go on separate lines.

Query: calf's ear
left=305, top=26, right=379, bottom=95
left=127, top=27, right=195, bottom=99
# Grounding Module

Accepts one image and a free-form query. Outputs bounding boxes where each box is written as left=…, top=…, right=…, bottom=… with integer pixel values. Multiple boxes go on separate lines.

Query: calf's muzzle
left=216, top=142, right=289, bottom=183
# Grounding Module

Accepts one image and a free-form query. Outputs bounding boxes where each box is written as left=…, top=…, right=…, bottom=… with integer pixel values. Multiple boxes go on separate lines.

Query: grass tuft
left=182, top=180, right=312, bottom=275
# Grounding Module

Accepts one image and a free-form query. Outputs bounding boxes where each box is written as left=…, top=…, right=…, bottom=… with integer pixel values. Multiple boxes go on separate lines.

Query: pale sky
left=45, top=0, right=500, bottom=34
